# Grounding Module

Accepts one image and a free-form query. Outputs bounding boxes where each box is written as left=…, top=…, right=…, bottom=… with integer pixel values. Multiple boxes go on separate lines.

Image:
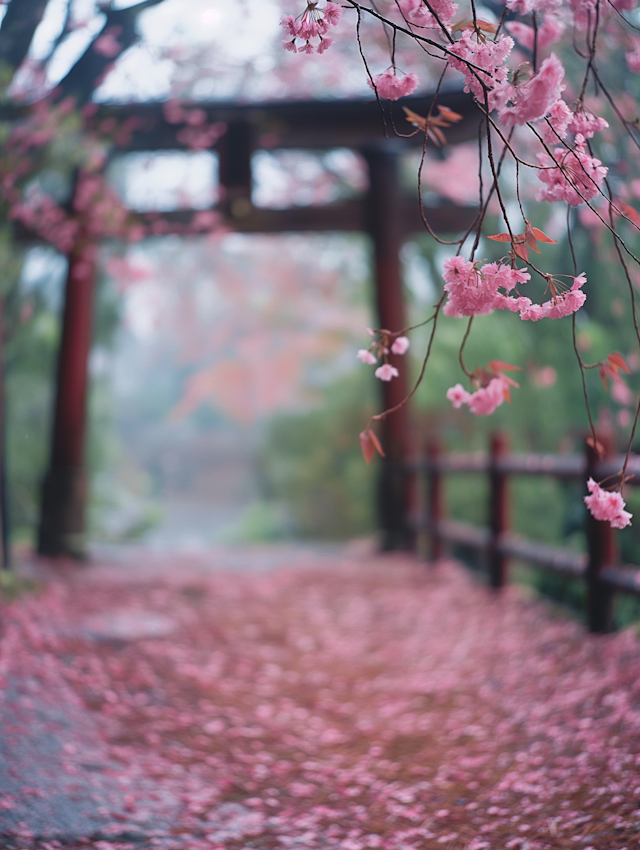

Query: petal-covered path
left=1, top=544, right=640, bottom=850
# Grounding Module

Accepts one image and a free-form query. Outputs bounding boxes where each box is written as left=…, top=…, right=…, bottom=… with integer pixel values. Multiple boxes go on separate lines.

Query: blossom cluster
left=537, top=140, right=608, bottom=206
left=281, top=2, right=342, bottom=54
left=442, top=256, right=587, bottom=322
left=368, top=68, right=418, bottom=101
left=584, top=478, right=633, bottom=529
left=397, top=0, right=458, bottom=29
left=357, top=329, right=410, bottom=381
left=447, top=31, right=515, bottom=109
left=447, top=375, right=512, bottom=416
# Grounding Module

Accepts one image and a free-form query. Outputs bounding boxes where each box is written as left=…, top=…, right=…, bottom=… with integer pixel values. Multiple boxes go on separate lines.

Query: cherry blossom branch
left=458, top=316, right=474, bottom=378
left=620, top=395, right=640, bottom=488
left=572, top=313, right=600, bottom=452
left=286, top=0, right=640, bottom=527
left=370, top=294, right=446, bottom=425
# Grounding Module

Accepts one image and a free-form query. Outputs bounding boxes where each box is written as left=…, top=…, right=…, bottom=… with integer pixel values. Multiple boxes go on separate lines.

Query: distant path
left=1, top=544, right=639, bottom=849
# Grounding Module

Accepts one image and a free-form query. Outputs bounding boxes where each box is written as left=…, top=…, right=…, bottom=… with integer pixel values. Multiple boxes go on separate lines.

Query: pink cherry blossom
left=537, top=140, right=607, bottom=206
left=496, top=54, right=565, bottom=127
left=375, top=363, right=399, bottom=381
left=482, top=261, right=531, bottom=293
left=447, top=32, right=514, bottom=107
left=446, top=383, right=472, bottom=408
left=397, top=0, right=458, bottom=28
left=568, top=111, right=609, bottom=139
left=442, top=258, right=530, bottom=318
left=281, top=15, right=299, bottom=37
left=368, top=68, right=418, bottom=100
left=584, top=478, right=632, bottom=529
left=280, top=2, right=341, bottom=54
left=442, top=257, right=488, bottom=317
left=468, top=376, right=510, bottom=415
left=539, top=98, right=573, bottom=143
left=357, top=349, right=377, bottom=364
left=447, top=377, right=510, bottom=415
left=323, top=2, right=342, bottom=25
left=496, top=273, right=587, bottom=321
left=506, top=14, right=565, bottom=50
left=391, top=336, right=410, bottom=355
left=571, top=0, right=598, bottom=28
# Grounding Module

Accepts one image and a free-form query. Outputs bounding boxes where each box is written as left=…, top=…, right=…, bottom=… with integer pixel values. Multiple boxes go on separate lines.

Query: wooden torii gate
left=36, top=92, right=479, bottom=558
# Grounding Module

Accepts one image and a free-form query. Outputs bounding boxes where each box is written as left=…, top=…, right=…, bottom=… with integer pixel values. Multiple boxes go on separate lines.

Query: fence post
left=488, top=431, right=509, bottom=589
left=585, top=435, right=616, bottom=633
left=427, top=439, right=443, bottom=562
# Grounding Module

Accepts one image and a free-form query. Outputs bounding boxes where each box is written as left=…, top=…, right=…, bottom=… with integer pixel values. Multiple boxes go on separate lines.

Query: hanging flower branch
left=282, top=0, right=640, bottom=529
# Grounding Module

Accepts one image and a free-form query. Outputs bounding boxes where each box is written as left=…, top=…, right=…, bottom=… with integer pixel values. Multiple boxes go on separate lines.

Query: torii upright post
left=38, top=236, right=96, bottom=559
left=364, top=145, right=413, bottom=551
left=218, top=120, right=253, bottom=221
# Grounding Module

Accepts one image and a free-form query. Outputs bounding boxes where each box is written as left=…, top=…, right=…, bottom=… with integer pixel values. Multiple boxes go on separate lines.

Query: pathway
left=1, top=543, right=639, bottom=849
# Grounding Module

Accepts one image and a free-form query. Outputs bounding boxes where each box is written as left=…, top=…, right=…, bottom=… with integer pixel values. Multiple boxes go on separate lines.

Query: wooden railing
left=407, top=433, right=640, bottom=633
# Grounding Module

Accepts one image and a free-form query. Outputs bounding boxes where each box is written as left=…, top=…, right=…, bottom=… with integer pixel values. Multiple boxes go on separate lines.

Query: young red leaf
left=618, top=200, right=640, bottom=228
left=489, top=360, right=521, bottom=372
left=608, top=352, right=631, bottom=373
left=359, top=429, right=385, bottom=465
left=524, top=228, right=538, bottom=249
left=514, top=243, right=529, bottom=261
left=452, top=17, right=472, bottom=31
left=601, top=361, right=624, bottom=385
left=531, top=227, right=557, bottom=244
left=359, top=431, right=376, bottom=465
left=437, top=105, right=463, bottom=123
left=599, top=365, right=608, bottom=391
left=586, top=436, right=605, bottom=458
left=487, top=232, right=512, bottom=242
left=368, top=429, right=386, bottom=458
left=476, top=19, right=498, bottom=32
left=429, top=126, right=447, bottom=146
left=402, top=107, right=427, bottom=131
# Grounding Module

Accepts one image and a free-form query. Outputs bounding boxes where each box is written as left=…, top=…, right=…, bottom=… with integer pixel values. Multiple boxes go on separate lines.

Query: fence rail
left=407, top=433, right=640, bottom=633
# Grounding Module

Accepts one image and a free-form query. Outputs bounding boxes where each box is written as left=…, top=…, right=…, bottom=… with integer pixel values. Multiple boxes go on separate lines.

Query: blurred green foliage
left=5, top=279, right=59, bottom=544
left=261, top=371, right=377, bottom=539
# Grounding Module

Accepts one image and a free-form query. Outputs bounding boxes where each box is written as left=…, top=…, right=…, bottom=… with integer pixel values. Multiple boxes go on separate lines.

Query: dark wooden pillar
left=0, top=298, right=7, bottom=570
left=37, top=243, right=96, bottom=559
left=585, top=435, right=616, bottom=633
left=427, top=439, right=444, bottom=562
left=364, top=146, right=412, bottom=551
left=218, top=121, right=253, bottom=222
left=488, top=431, right=509, bottom=588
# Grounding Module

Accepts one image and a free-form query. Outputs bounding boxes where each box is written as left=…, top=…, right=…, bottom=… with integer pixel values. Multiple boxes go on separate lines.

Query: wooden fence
left=407, top=433, right=640, bottom=633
